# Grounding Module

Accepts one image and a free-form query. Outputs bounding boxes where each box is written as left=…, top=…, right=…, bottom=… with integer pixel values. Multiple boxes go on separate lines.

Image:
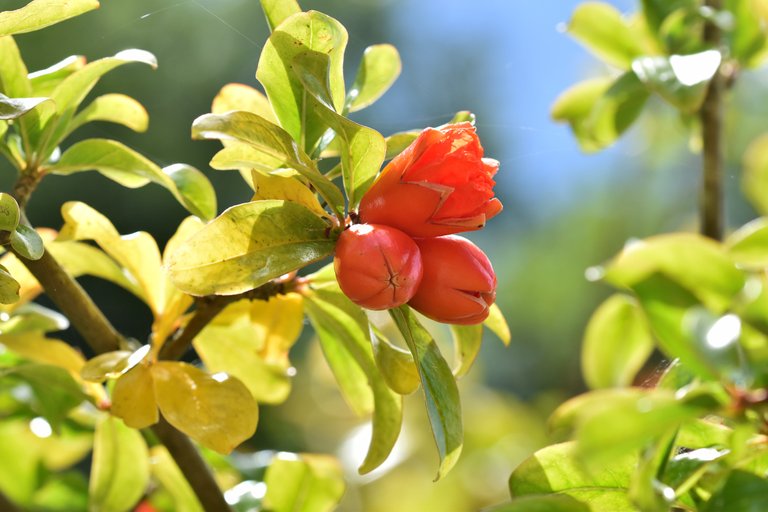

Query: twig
left=700, top=0, right=724, bottom=240
left=0, top=490, right=22, bottom=512
left=151, top=417, right=232, bottom=512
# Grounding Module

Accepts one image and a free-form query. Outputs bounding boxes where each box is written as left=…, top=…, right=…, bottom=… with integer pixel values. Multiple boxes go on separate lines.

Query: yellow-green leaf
left=148, top=446, right=204, bottom=512
left=0, top=193, right=19, bottom=232
left=152, top=361, right=258, bottom=454
left=0, top=0, right=99, bottom=36
left=212, top=82, right=276, bottom=123
left=347, top=44, right=401, bottom=112
left=251, top=171, right=327, bottom=218
left=262, top=453, right=345, bottom=512
left=0, top=332, right=84, bottom=376
left=69, top=93, right=149, bottom=134
left=568, top=2, right=644, bottom=68
left=259, top=0, right=302, bottom=32
left=80, top=351, right=132, bottom=382
left=89, top=415, right=149, bottom=512
left=112, top=362, right=159, bottom=429
left=168, top=200, right=335, bottom=296
left=484, top=303, right=511, bottom=345
left=370, top=327, right=419, bottom=395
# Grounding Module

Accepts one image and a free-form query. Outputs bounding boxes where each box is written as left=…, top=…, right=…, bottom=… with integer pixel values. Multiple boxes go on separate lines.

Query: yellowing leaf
left=112, top=362, right=158, bottom=429
left=251, top=171, right=327, bottom=218
left=484, top=303, right=511, bottom=345
left=151, top=361, right=258, bottom=453
left=0, top=332, right=84, bottom=375
left=251, top=293, right=304, bottom=362
left=90, top=415, right=149, bottom=512
left=80, top=351, right=132, bottom=382
left=212, top=83, right=276, bottom=123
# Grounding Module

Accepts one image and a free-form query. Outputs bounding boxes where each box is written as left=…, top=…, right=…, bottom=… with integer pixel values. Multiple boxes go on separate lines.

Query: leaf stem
left=700, top=0, right=724, bottom=240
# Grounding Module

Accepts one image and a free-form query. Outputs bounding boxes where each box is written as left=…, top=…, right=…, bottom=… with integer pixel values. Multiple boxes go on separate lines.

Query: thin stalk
left=700, top=0, right=724, bottom=240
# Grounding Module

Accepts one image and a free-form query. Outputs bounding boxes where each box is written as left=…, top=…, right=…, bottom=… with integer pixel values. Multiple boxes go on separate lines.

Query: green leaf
left=370, top=326, right=419, bottom=395
left=603, top=233, right=745, bottom=312
left=169, top=200, right=334, bottom=296
left=384, top=130, right=419, bottom=159
left=641, top=0, right=697, bottom=37
left=726, top=0, right=768, bottom=67
left=259, top=0, right=301, bottom=32
left=149, top=446, right=204, bottom=512
left=152, top=361, right=258, bottom=454
left=50, top=139, right=215, bottom=219
left=0, top=93, right=50, bottom=120
left=552, top=73, right=648, bottom=152
left=262, top=453, right=345, bottom=512
left=509, top=441, right=636, bottom=508
left=162, top=163, right=217, bottom=221
left=0, top=332, right=83, bottom=375
left=0, top=193, right=20, bottom=231
left=450, top=324, right=483, bottom=378
left=582, top=294, right=654, bottom=388
left=0, top=303, right=68, bottom=333
left=390, top=305, right=462, bottom=480
left=742, top=135, right=768, bottom=217
left=0, top=0, right=99, bottom=36
left=632, top=50, right=721, bottom=113
left=0, top=36, right=31, bottom=98
left=568, top=2, right=644, bottom=68
left=703, top=470, right=768, bottom=512
left=29, top=55, right=85, bottom=96
left=484, top=303, right=511, bottom=345
left=305, top=288, right=403, bottom=473
left=256, top=11, right=347, bottom=153
left=0, top=264, right=20, bottom=304
left=347, top=44, right=401, bottom=112
left=489, top=495, right=592, bottom=512
left=192, top=111, right=344, bottom=218
left=11, top=224, right=44, bottom=260
left=69, top=93, right=149, bottom=134
left=726, top=217, right=768, bottom=268
left=89, top=415, right=149, bottom=512
left=212, top=83, right=276, bottom=122
left=292, top=50, right=386, bottom=207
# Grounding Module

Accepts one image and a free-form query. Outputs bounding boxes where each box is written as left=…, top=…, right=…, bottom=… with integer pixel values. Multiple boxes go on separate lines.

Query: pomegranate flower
left=358, top=122, right=502, bottom=238
left=334, top=223, right=423, bottom=310
left=408, top=235, right=496, bottom=325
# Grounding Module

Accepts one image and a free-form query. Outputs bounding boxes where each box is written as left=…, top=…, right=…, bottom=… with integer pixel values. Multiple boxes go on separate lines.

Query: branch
left=700, top=0, right=724, bottom=240
left=0, top=490, right=22, bottom=512
left=159, top=278, right=298, bottom=361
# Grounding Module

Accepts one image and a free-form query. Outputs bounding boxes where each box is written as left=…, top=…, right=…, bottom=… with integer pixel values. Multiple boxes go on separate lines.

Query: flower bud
left=358, top=122, right=502, bottom=238
left=408, top=235, right=496, bottom=324
left=334, top=224, right=423, bottom=310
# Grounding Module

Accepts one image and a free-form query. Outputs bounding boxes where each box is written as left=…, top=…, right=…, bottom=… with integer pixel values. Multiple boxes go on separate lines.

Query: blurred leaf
left=509, top=441, right=636, bottom=508
left=169, top=200, right=334, bottom=296
left=604, top=233, right=744, bottom=312
left=0, top=0, right=99, bottom=36
left=251, top=171, right=327, bottom=218
left=60, top=201, right=163, bottom=313
left=552, top=73, right=648, bottom=152
left=0, top=93, right=50, bottom=120
left=726, top=0, right=768, bottom=67
left=152, top=361, right=258, bottom=454
left=658, top=8, right=707, bottom=55
left=29, top=55, right=85, bottom=96
left=450, top=324, right=483, bottom=378
left=390, top=305, right=462, bottom=480
left=50, top=140, right=215, bottom=219
left=4, top=364, right=87, bottom=431
left=0, top=264, right=20, bottom=304
left=256, top=11, right=347, bottom=153
left=0, top=193, right=19, bottom=231
left=489, top=495, right=590, bottom=512
left=80, top=351, right=132, bottom=382
left=11, top=224, right=44, bottom=260
left=292, top=50, right=386, bottom=207
left=32, top=471, right=89, bottom=512
left=162, top=163, right=217, bottom=221
left=484, top=303, right=511, bottom=345
left=0, top=332, right=84, bottom=375
left=677, top=418, right=731, bottom=448
left=703, top=470, right=768, bottom=512
left=69, top=93, right=149, bottom=134
left=568, top=2, right=644, bottom=68
left=305, top=290, right=402, bottom=473
left=0, top=36, right=31, bottom=98
left=262, top=453, right=345, bottom=512
left=582, top=294, right=654, bottom=388
left=112, top=362, right=158, bottom=429
left=0, top=302, right=68, bottom=334
left=384, top=130, right=419, bottom=159
left=347, top=44, right=401, bottom=112
left=446, top=110, right=476, bottom=125
left=149, top=446, right=204, bottom=512
left=726, top=217, right=768, bottom=268
left=193, top=111, right=344, bottom=217
left=632, top=50, right=721, bottom=113
left=742, top=134, right=768, bottom=217
left=212, top=83, right=276, bottom=122
left=370, top=326, right=419, bottom=395
left=259, top=0, right=301, bottom=32
left=641, top=0, right=698, bottom=36
left=90, top=415, right=149, bottom=512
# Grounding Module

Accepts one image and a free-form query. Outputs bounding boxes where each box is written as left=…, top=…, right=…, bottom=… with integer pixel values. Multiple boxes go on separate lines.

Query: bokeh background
left=6, top=0, right=766, bottom=510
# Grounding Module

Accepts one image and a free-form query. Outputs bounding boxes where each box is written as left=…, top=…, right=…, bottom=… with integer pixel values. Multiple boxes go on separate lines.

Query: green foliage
left=0, top=0, right=99, bottom=36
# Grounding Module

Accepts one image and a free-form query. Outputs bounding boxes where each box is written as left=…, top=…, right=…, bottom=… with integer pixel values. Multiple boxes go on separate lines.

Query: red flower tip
left=334, top=223, right=423, bottom=310
left=408, top=235, right=496, bottom=325
left=358, top=122, right=502, bottom=238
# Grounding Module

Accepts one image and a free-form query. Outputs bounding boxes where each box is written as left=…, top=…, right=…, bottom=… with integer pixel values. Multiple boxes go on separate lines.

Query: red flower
left=334, top=224, right=423, bottom=310
left=358, top=122, right=502, bottom=238
left=408, top=235, right=496, bottom=325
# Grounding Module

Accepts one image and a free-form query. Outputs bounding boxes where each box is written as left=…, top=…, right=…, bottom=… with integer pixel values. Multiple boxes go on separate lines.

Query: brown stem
left=151, top=417, right=231, bottom=512
left=0, top=490, right=22, bottom=512
left=159, top=277, right=297, bottom=361
left=700, top=0, right=724, bottom=240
